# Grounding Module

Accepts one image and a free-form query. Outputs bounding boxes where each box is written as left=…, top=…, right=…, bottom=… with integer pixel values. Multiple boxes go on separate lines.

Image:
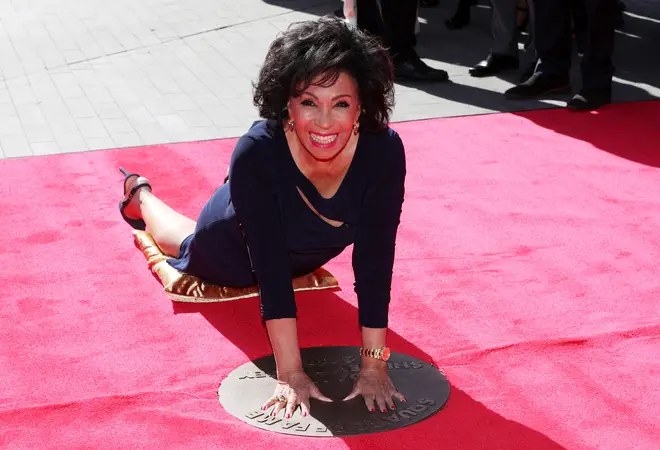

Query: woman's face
left=287, top=71, right=361, bottom=162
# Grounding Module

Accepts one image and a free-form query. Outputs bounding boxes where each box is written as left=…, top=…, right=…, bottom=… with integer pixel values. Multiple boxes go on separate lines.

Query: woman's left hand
left=343, top=364, right=406, bottom=412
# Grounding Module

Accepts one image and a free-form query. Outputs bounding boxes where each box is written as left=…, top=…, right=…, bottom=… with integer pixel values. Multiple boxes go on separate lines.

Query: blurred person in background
left=505, top=0, right=618, bottom=111
left=356, top=0, right=450, bottom=82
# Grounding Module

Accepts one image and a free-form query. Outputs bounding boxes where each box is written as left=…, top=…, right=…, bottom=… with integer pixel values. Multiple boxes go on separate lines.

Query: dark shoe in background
left=395, top=54, right=450, bottom=82
left=469, top=54, right=519, bottom=77
left=505, top=72, right=570, bottom=99
left=520, top=61, right=537, bottom=83
left=567, top=88, right=612, bottom=111
left=445, top=15, right=470, bottom=30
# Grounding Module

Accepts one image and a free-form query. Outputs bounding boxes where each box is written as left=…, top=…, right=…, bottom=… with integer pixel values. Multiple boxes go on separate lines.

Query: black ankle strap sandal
left=118, top=167, right=152, bottom=230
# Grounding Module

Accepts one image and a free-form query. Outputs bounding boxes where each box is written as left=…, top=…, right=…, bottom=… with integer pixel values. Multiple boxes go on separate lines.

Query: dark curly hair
left=253, top=16, right=395, bottom=133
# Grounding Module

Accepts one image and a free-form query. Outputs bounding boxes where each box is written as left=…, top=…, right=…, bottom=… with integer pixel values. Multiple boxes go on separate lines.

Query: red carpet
left=1, top=101, right=659, bottom=449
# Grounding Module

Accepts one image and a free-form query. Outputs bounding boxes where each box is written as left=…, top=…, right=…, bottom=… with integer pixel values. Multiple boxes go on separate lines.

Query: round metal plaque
left=218, top=346, right=450, bottom=437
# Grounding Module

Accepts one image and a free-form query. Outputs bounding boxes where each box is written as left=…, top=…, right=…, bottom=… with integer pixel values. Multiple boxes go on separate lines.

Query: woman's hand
left=343, top=363, right=406, bottom=412
left=261, top=370, right=332, bottom=419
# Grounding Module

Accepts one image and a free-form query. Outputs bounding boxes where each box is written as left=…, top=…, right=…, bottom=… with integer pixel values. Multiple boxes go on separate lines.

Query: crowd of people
left=339, top=0, right=625, bottom=111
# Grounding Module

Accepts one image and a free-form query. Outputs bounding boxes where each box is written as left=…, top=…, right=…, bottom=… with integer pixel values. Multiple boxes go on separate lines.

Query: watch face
left=381, top=347, right=391, bottom=361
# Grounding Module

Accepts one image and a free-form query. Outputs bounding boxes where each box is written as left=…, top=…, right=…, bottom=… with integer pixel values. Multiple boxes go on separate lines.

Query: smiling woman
left=285, top=72, right=362, bottom=200
left=117, top=16, right=407, bottom=419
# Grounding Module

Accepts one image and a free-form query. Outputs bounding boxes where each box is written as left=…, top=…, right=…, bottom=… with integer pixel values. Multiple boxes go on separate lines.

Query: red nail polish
left=390, top=405, right=396, bottom=409
left=381, top=409, right=387, bottom=413
left=302, top=412, right=307, bottom=417
left=286, top=414, right=291, bottom=419
left=370, top=408, right=375, bottom=412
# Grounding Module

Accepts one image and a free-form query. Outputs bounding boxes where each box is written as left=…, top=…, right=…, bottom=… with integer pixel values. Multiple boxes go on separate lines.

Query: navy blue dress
left=168, top=119, right=406, bottom=328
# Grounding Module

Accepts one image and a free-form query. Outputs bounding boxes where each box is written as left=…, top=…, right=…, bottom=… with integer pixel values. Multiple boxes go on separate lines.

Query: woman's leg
left=123, top=176, right=196, bottom=258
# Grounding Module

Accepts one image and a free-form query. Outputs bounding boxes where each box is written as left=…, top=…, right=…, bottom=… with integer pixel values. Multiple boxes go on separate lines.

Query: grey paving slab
left=0, top=0, right=658, bottom=159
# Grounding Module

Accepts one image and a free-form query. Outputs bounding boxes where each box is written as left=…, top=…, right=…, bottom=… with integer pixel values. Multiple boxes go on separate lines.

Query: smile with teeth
left=310, top=133, right=338, bottom=145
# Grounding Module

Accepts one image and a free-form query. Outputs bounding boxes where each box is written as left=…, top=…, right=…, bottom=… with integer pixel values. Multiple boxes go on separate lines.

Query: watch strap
left=360, top=346, right=386, bottom=360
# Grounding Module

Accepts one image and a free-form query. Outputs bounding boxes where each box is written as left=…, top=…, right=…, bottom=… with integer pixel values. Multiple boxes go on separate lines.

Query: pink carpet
left=1, top=101, right=659, bottom=449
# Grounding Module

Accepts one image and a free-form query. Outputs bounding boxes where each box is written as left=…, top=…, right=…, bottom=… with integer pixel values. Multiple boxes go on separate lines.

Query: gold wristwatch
left=359, top=346, right=391, bottom=362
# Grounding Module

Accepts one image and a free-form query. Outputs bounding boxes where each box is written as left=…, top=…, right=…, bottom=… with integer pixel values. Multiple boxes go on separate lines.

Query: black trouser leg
left=533, top=0, right=572, bottom=78
left=570, top=0, right=588, bottom=36
left=357, top=0, right=385, bottom=38
left=491, top=0, right=519, bottom=57
left=357, top=0, right=418, bottom=62
left=450, top=0, right=474, bottom=23
left=379, top=0, right=419, bottom=62
left=580, top=0, right=617, bottom=92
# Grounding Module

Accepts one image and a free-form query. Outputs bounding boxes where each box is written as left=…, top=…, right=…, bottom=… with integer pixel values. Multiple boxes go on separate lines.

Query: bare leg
left=123, top=177, right=196, bottom=258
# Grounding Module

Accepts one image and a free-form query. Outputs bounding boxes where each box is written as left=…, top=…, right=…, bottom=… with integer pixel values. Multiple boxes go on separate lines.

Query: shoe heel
left=119, top=167, right=134, bottom=178
left=118, top=166, right=149, bottom=230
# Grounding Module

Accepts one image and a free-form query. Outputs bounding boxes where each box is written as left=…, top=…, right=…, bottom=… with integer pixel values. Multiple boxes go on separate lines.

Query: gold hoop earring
left=352, top=122, right=359, bottom=135
left=287, top=119, right=295, bottom=132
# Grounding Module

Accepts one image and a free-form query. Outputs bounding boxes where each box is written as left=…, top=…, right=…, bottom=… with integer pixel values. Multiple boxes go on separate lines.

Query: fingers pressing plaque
left=218, top=346, right=450, bottom=437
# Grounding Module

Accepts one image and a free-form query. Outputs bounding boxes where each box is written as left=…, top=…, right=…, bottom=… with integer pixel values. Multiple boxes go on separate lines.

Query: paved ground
left=0, top=0, right=658, bottom=159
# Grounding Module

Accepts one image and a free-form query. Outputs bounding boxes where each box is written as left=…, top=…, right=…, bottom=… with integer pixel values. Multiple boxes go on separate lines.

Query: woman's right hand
left=261, top=369, right=332, bottom=419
